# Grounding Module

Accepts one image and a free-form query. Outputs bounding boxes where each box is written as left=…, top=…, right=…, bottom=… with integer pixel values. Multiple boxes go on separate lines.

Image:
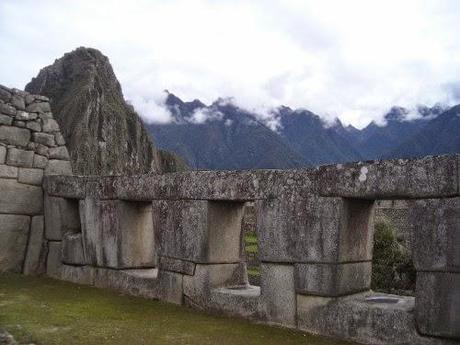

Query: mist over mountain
left=146, top=94, right=306, bottom=170
left=145, top=93, right=459, bottom=170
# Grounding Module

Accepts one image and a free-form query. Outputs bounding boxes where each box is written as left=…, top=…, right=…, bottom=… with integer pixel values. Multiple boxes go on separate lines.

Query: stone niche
left=154, top=199, right=245, bottom=264
left=80, top=198, right=156, bottom=269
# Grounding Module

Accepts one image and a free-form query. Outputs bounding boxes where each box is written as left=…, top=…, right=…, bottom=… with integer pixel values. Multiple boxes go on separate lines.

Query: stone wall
left=42, top=155, right=460, bottom=345
left=0, top=85, right=72, bottom=275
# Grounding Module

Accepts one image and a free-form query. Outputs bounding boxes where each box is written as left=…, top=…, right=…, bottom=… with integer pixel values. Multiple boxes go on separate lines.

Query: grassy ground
left=0, top=273, right=353, bottom=345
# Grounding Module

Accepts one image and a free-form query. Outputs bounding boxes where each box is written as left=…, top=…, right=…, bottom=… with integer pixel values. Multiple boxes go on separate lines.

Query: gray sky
left=1, top=0, right=459, bottom=128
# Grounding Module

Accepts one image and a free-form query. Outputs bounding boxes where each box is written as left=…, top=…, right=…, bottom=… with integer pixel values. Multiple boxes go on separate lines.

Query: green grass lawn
left=0, top=273, right=353, bottom=345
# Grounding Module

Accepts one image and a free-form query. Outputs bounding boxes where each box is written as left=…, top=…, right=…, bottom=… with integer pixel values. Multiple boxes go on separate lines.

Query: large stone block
left=295, top=262, right=372, bottom=296
left=0, top=179, right=43, bottom=215
left=18, top=167, right=43, bottom=185
left=43, top=175, right=87, bottom=199
left=159, top=256, right=196, bottom=275
left=6, top=148, right=34, bottom=167
left=183, top=263, right=248, bottom=306
left=259, top=263, right=296, bottom=327
left=46, top=241, right=63, bottom=279
left=60, top=265, right=95, bottom=285
left=415, top=272, right=460, bottom=339
left=33, top=132, right=55, bottom=147
left=0, top=114, right=13, bottom=125
left=0, top=145, right=5, bottom=163
left=155, top=200, right=244, bottom=263
left=410, top=197, right=460, bottom=272
left=257, top=196, right=374, bottom=263
left=0, top=125, right=30, bottom=146
left=23, top=216, right=47, bottom=275
left=26, top=101, right=51, bottom=113
left=44, top=195, right=80, bottom=240
left=94, top=268, right=183, bottom=304
left=296, top=292, right=444, bottom=345
left=62, top=232, right=86, bottom=265
left=317, top=155, right=459, bottom=199
left=80, top=198, right=156, bottom=268
left=0, top=164, right=18, bottom=178
left=0, top=214, right=30, bottom=272
left=44, top=159, right=72, bottom=175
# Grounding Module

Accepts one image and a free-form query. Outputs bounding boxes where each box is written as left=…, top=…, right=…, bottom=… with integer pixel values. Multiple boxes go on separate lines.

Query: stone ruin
left=0, top=85, right=459, bottom=345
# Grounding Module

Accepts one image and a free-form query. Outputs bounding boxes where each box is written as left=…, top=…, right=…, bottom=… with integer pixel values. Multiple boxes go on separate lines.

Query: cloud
left=0, top=0, right=459, bottom=129
left=189, top=108, right=223, bottom=124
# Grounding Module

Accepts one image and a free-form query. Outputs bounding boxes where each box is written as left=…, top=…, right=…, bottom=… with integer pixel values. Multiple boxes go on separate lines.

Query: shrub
left=371, top=220, right=416, bottom=295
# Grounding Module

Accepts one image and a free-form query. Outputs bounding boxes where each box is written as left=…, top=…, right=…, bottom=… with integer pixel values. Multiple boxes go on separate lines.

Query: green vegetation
left=0, top=273, right=353, bottom=345
left=371, top=221, right=416, bottom=295
left=244, top=232, right=260, bottom=285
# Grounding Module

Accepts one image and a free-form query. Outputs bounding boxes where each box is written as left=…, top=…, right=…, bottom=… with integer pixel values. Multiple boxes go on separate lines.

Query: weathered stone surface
left=0, top=165, right=18, bottom=178
left=49, top=146, right=70, bottom=160
left=43, top=175, right=87, bottom=199
left=33, top=154, right=48, bottom=169
left=154, top=199, right=244, bottom=263
left=46, top=241, right=63, bottom=279
left=0, top=103, right=16, bottom=116
left=159, top=257, right=195, bottom=275
left=410, top=197, right=460, bottom=272
left=0, top=179, right=43, bottom=215
left=416, top=272, right=460, bottom=339
left=60, top=265, right=95, bottom=285
left=26, top=120, right=41, bottom=132
left=260, top=264, right=296, bottom=327
left=0, top=146, right=6, bottom=164
left=18, top=167, right=43, bottom=185
left=41, top=118, right=60, bottom=132
left=62, top=232, right=86, bottom=265
left=80, top=198, right=156, bottom=268
left=44, top=159, right=72, bottom=175
left=257, top=196, right=374, bottom=263
left=45, top=195, right=80, bottom=240
left=16, top=110, right=37, bottom=121
left=183, top=264, right=248, bottom=303
left=33, top=132, right=55, bottom=147
left=317, top=155, right=459, bottom=199
left=0, top=114, right=13, bottom=125
left=297, top=292, right=446, bottom=345
left=13, top=120, right=25, bottom=127
left=295, top=262, right=372, bottom=296
left=6, top=148, right=34, bottom=167
left=0, top=87, right=11, bottom=102
left=0, top=215, right=30, bottom=272
left=154, top=200, right=208, bottom=262
left=26, top=101, right=51, bottom=113
left=35, top=143, right=49, bottom=157
left=55, top=132, right=65, bottom=146
left=0, top=126, right=30, bottom=146
left=94, top=268, right=183, bottom=304
left=11, top=95, right=25, bottom=110
left=23, top=216, right=47, bottom=275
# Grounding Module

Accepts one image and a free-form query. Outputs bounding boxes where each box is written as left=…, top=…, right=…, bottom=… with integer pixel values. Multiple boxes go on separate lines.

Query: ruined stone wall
left=0, top=85, right=72, bottom=275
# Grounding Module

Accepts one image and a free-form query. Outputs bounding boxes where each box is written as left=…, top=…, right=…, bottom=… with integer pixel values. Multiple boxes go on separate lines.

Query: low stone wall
left=0, top=85, right=72, bottom=275
left=42, top=155, right=460, bottom=345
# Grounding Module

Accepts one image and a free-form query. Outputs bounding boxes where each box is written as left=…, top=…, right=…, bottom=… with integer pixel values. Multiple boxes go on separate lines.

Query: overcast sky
left=1, top=0, right=459, bottom=128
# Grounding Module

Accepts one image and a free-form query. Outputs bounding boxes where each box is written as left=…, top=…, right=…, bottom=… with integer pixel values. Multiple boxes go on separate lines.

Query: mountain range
left=146, top=94, right=459, bottom=170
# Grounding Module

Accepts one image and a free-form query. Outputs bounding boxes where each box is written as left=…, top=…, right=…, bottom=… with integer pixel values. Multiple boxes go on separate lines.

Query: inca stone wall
left=0, top=84, right=72, bottom=275
left=42, top=155, right=460, bottom=345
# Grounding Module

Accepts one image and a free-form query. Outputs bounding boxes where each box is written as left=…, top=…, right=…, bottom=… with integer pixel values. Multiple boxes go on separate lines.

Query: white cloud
left=189, top=108, right=223, bottom=124
left=0, top=0, right=459, bottom=128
